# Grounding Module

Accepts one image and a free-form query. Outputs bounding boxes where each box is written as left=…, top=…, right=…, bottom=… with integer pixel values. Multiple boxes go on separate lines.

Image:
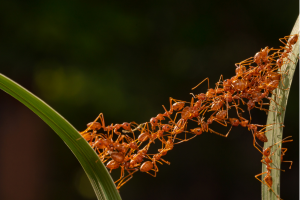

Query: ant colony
left=80, top=34, right=298, bottom=199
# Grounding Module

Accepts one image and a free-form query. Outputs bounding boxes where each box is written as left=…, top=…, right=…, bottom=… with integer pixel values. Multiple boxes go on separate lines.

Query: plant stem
left=262, top=16, right=299, bottom=200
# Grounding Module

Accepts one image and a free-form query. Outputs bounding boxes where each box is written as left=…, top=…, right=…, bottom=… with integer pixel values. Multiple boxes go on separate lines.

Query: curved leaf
left=0, top=73, right=122, bottom=200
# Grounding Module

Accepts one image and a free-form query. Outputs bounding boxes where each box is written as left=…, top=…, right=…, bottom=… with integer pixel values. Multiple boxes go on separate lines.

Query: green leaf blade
left=0, top=74, right=121, bottom=200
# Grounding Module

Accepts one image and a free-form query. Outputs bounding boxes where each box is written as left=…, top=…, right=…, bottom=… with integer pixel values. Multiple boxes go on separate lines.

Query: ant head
left=150, top=117, right=158, bottom=126
left=261, top=46, right=269, bottom=56
left=191, top=128, right=202, bottom=135
left=156, top=113, right=165, bottom=121
left=197, top=93, right=206, bottom=100
left=122, top=122, right=131, bottom=131
left=162, top=124, right=171, bottom=132
left=229, top=118, right=240, bottom=126
left=223, top=79, right=232, bottom=85
left=263, top=147, right=271, bottom=156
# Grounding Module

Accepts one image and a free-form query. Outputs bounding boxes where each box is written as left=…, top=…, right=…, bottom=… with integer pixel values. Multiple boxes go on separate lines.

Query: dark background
left=0, top=1, right=298, bottom=200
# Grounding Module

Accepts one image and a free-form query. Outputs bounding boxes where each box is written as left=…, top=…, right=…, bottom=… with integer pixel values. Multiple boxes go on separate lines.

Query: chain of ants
left=79, top=34, right=298, bottom=198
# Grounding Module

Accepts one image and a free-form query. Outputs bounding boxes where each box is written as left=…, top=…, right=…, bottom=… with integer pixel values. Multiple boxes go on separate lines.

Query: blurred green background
left=0, top=1, right=298, bottom=200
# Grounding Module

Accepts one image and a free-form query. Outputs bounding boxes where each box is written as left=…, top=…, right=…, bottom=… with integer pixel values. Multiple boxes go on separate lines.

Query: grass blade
left=262, top=16, right=299, bottom=200
left=0, top=73, right=122, bottom=200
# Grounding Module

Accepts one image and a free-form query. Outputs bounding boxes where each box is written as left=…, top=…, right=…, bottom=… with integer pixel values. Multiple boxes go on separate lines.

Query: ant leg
left=257, top=126, right=284, bottom=140
left=190, top=93, right=197, bottom=99
left=235, top=57, right=254, bottom=67
left=157, top=135, right=167, bottom=144
left=137, top=141, right=145, bottom=148
left=92, top=136, right=99, bottom=149
left=255, top=172, right=282, bottom=200
left=175, top=134, right=197, bottom=144
left=214, top=119, right=228, bottom=127
left=239, top=116, right=248, bottom=121
left=171, top=118, right=185, bottom=142
left=200, top=107, right=209, bottom=117
left=160, top=158, right=171, bottom=165
left=258, top=99, right=270, bottom=109
left=277, top=86, right=290, bottom=91
left=116, top=169, right=138, bottom=189
left=254, top=106, right=271, bottom=115
left=145, top=156, right=162, bottom=171
left=192, top=77, right=210, bottom=90
left=152, top=160, right=160, bottom=173
left=96, top=148, right=101, bottom=154
left=215, top=74, right=224, bottom=90
left=254, top=128, right=284, bottom=140
left=132, top=122, right=146, bottom=132
left=130, top=121, right=139, bottom=128
left=190, top=97, right=194, bottom=107
left=115, top=134, right=123, bottom=143
left=109, top=127, right=116, bottom=139
left=99, top=113, right=106, bottom=129
left=170, top=97, right=187, bottom=103
left=268, top=167, right=285, bottom=172
left=255, top=104, right=281, bottom=115
left=232, top=98, right=240, bottom=109
left=207, top=110, right=217, bottom=116
left=248, top=108, right=252, bottom=123
left=162, top=105, right=175, bottom=123
left=146, top=171, right=156, bottom=177
left=171, top=132, right=180, bottom=143
left=169, top=97, right=174, bottom=112
left=252, top=133, right=263, bottom=154
left=80, top=113, right=102, bottom=134
left=270, top=48, right=282, bottom=51
left=146, top=169, right=157, bottom=177
left=114, top=167, right=125, bottom=184
left=281, top=147, right=293, bottom=169
left=279, top=38, right=288, bottom=47
left=281, top=137, right=293, bottom=144
left=189, top=118, right=199, bottom=123
left=240, top=97, right=246, bottom=105
left=173, top=112, right=180, bottom=123
left=183, top=129, right=189, bottom=143
left=208, top=127, right=231, bottom=138
left=282, top=161, right=293, bottom=169
left=232, top=99, right=244, bottom=118
left=255, top=172, right=268, bottom=186
left=226, top=99, right=229, bottom=120
left=269, top=91, right=282, bottom=100
left=255, top=122, right=279, bottom=128
left=254, top=171, right=282, bottom=200
left=155, top=160, right=163, bottom=166
left=124, top=134, right=133, bottom=144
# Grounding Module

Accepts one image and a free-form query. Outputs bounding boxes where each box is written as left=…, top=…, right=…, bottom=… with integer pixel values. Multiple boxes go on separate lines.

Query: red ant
left=247, top=123, right=284, bottom=154
left=255, top=136, right=292, bottom=200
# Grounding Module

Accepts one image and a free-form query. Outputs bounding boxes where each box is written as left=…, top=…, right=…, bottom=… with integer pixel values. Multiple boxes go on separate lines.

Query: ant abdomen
left=140, top=161, right=153, bottom=172
left=256, top=132, right=268, bottom=142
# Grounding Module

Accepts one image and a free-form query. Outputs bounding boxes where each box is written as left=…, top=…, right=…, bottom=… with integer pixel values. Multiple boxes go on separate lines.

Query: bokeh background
left=0, top=1, right=298, bottom=200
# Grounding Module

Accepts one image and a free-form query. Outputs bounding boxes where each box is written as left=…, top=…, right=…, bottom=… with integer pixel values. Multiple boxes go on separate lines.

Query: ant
left=247, top=123, right=284, bottom=154
left=255, top=136, right=292, bottom=200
